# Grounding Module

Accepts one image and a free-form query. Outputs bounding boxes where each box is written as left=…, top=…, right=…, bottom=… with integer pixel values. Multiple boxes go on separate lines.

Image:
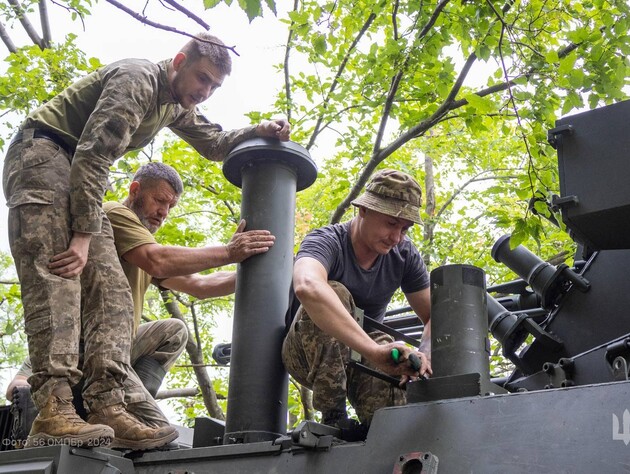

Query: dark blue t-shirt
left=296, top=221, right=429, bottom=322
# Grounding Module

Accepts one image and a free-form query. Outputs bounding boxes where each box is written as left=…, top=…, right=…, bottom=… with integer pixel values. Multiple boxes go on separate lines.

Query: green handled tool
left=391, top=348, right=422, bottom=371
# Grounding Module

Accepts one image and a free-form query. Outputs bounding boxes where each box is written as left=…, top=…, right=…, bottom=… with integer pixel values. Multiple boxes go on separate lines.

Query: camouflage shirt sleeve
left=168, top=109, right=259, bottom=162
left=69, top=63, right=159, bottom=234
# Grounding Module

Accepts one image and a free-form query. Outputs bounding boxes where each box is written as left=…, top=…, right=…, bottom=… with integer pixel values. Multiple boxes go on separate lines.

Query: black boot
left=10, top=386, right=38, bottom=448
left=321, top=409, right=368, bottom=442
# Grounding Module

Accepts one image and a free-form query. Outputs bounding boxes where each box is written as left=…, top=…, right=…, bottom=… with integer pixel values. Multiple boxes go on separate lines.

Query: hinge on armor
left=606, top=337, right=630, bottom=381
left=290, top=421, right=339, bottom=450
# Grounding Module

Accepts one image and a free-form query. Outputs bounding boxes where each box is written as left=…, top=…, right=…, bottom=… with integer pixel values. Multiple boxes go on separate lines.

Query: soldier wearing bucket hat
left=282, top=169, right=432, bottom=440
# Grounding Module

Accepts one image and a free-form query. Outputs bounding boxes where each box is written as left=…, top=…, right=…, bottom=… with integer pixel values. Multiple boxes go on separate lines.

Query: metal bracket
left=541, top=358, right=575, bottom=388
left=547, top=124, right=574, bottom=149
left=606, top=338, right=630, bottom=381
left=612, top=357, right=629, bottom=382
left=551, top=194, right=579, bottom=211
left=392, top=451, right=439, bottom=473
left=211, top=342, right=232, bottom=365
left=290, top=421, right=339, bottom=450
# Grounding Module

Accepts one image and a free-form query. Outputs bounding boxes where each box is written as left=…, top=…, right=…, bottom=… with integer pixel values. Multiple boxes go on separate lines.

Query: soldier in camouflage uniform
left=7, top=162, right=275, bottom=431
left=282, top=169, right=432, bottom=439
left=2, top=32, right=289, bottom=450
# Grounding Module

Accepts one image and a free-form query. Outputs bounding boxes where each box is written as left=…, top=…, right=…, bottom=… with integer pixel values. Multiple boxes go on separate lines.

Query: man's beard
left=130, top=196, right=159, bottom=234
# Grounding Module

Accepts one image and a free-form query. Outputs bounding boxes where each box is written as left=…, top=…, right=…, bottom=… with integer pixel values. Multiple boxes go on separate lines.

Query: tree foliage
left=273, top=0, right=630, bottom=420
left=279, top=0, right=629, bottom=265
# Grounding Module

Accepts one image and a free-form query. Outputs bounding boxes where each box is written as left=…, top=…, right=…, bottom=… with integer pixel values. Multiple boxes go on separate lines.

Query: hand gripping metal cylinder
left=222, top=138, right=317, bottom=444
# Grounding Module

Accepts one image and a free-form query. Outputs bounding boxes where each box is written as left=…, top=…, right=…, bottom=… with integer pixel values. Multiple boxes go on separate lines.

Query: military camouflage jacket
left=23, top=58, right=257, bottom=234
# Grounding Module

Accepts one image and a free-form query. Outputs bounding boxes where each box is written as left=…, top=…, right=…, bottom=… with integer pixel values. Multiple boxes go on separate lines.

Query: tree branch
left=329, top=52, right=478, bottom=223
left=283, top=0, right=299, bottom=123
left=329, top=1, right=460, bottom=223
left=104, top=0, right=239, bottom=56
left=417, top=0, right=450, bottom=39
left=38, top=0, right=52, bottom=48
left=373, top=0, right=451, bottom=160
left=372, top=71, right=403, bottom=158
left=435, top=173, right=518, bottom=220
left=155, top=387, right=201, bottom=400
left=160, top=0, right=210, bottom=30
left=7, top=0, right=44, bottom=49
left=329, top=21, right=582, bottom=224
left=306, top=11, right=376, bottom=150
left=0, top=280, right=19, bottom=285
left=0, top=22, right=17, bottom=53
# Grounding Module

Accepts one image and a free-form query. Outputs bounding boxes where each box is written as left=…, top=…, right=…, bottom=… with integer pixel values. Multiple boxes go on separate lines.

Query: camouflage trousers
left=282, top=281, right=405, bottom=425
left=3, top=131, right=134, bottom=411
left=125, top=318, right=188, bottom=427
left=16, top=318, right=188, bottom=427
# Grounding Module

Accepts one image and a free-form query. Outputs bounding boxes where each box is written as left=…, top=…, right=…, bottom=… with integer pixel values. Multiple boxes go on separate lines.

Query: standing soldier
left=2, top=32, right=289, bottom=450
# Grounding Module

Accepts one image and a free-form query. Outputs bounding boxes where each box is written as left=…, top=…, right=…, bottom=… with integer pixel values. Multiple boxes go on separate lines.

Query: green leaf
left=203, top=0, right=223, bottom=8
left=312, top=33, right=327, bottom=55
left=464, top=94, right=495, bottom=114
left=238, top=0, right=263, bottom=21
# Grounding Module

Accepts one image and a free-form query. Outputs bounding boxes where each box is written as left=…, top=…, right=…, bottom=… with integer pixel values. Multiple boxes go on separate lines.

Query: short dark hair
left=132, top=162, right=184, bottom=195
left=180, top=32, right=232, bottom=76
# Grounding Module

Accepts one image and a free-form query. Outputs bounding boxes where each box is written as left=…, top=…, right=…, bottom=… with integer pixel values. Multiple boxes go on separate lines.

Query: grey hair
left=132, top=162, right=184, bottom=195
left=180, top=32, right=232, bottom=76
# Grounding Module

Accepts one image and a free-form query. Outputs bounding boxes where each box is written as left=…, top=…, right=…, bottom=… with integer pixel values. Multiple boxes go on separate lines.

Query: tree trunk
left=423, top=152, right=436, bottom=267
left=299, top=384, right=314, bottom=421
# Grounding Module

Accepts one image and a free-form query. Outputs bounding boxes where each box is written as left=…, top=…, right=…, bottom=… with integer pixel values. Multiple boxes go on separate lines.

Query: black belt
left=10, top=129, right=74, bottom=155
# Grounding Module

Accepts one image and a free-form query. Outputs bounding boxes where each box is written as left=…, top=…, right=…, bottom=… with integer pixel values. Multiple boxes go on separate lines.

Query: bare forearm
left=161, top=271, right=236, bottom=299
left=406, top=288, right=432, bottom=356
left=419, top=319, right=431, bottom=354
left=145, top=245, right=230, bottom=278
left=125, top=224, right=274, bottom=279
left=296, top=281, right=380, bottom=359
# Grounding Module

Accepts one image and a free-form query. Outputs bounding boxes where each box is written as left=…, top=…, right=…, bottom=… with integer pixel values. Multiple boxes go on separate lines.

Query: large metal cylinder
left=430, top=264, right=489, bottom=377
left=491, top=235, right=557, bottom=295
left=222, top=138, right=317, bottom=443
left=490, top=234, right=589, bottom=309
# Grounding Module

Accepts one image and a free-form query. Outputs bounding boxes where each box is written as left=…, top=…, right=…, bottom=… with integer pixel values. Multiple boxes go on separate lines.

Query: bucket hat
left=351, top=169, right=422, bottom=224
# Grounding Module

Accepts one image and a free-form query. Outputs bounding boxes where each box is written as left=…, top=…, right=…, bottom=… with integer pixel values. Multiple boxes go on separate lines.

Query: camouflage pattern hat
left=351, top=169, right=423, bottom=224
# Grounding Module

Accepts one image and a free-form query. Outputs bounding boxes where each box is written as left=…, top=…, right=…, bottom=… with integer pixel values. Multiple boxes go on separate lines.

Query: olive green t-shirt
left=103, top=201, right=155, bottom=334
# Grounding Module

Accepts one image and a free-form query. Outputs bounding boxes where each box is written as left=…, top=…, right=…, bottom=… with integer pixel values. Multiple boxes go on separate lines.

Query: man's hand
left=225, top=220, right=276, bottom=263
left=368, top=342, right=432, bottom=387
left=255, top=119, right=291, bottom=141
left=48, top=232, right=92, bottom=278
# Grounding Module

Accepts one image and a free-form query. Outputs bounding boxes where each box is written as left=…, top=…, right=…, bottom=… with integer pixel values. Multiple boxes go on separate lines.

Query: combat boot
left=87, top=404, right=178, bottom=451
left=322, top=409, right=369, bottom=442
left=24, top=384, right=114, bottom=448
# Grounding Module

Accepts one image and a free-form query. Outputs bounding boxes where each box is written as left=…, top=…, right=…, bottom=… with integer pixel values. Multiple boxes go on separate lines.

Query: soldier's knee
left=327, top=281, right=355, bottom=311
